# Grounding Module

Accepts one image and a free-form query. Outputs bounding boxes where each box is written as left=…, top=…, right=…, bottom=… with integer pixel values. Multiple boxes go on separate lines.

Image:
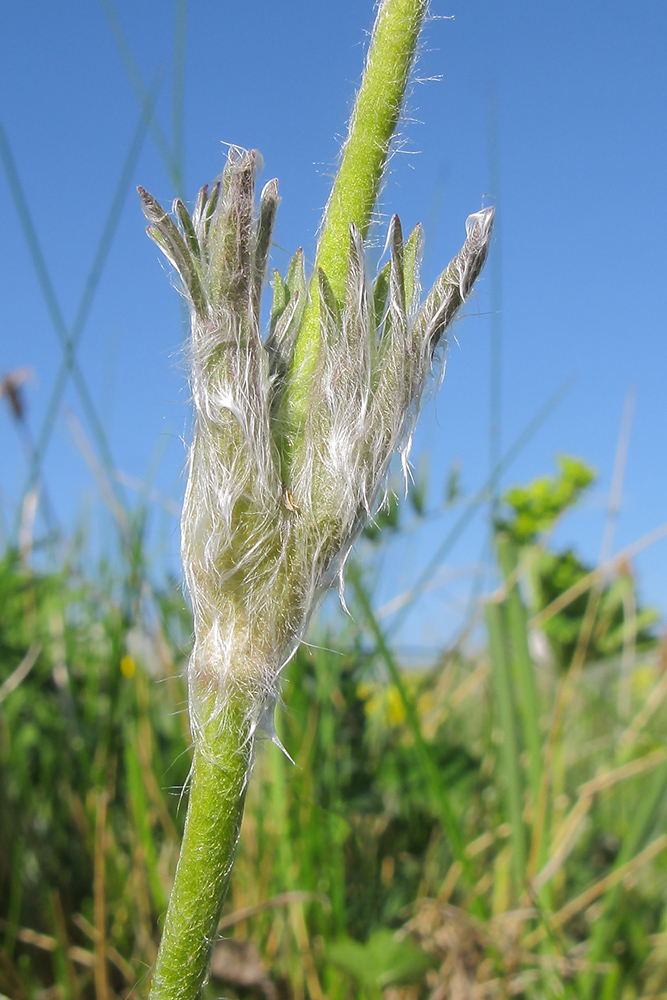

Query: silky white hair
left=140, top=148, right=493, bottom=753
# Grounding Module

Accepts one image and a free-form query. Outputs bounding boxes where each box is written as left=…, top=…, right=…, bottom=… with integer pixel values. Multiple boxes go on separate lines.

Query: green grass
left=1, top=478, right=666, bottom=999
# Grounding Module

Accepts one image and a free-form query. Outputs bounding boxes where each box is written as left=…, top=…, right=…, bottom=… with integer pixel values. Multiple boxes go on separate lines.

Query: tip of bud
left=260, top=178, right=279, bottom=202
left=465, top=206, right=495, bottom=239
left=383, top=214, right=402, bottom=255
left=137, top=187, right=168, bottom=225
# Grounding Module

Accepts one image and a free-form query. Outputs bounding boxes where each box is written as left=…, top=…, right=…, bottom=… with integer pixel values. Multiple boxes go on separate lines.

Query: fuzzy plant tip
left=139, top=148, right=493, bottom=752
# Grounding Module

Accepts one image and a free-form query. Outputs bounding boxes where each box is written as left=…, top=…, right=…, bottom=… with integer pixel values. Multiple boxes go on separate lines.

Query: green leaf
left=372, top=260, right=391, bottom=335
left=201, top=179, right=220, bottom=240
left=174, top=198, right=200, bottom=260
left=253, top=178, right=279, bottom=311
left=402, top=223, right=421, bottom=313
left=499, top=454, right=596, bottom=544
left=328, top=929, right=435, bottom=989
left=285, top=245, right=306, bottom=301
left=270, top=269, right=287, bottom=328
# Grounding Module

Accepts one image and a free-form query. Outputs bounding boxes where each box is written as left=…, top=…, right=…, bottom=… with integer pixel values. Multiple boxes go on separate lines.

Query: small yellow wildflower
left=120, top=654, right=136, bottom=678
left=386, top=685, right=407, bottom=727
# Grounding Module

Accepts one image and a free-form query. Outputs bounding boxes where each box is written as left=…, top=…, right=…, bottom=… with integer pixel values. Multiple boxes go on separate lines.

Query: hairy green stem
left=315, top=0, right=426, bottom=291
left=146, top=3, right=450, bottom=997
left=279, top=0, right=427, bottom=461
left=148, top=698, right=253, bottom=1000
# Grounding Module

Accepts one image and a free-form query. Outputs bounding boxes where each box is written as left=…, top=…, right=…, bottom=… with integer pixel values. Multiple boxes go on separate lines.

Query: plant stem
left=149, top=699, right=253, bottom=1000
left=280, top=0, right=427, bottom=458
left=494, top=535, right=544, bottom=813
left=315, top=0, right=426, bottom=293
left=150, top=4, right=432, bottom=995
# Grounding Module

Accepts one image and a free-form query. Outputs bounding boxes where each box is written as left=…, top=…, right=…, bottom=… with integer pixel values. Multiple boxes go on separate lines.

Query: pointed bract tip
left=465, top=206, right=495, bottom=239
left=260, top=178, right=279, bottom=200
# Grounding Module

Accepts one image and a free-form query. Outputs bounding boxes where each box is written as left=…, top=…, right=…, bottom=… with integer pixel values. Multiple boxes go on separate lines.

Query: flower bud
left=140, top=149, right=493, bottom=748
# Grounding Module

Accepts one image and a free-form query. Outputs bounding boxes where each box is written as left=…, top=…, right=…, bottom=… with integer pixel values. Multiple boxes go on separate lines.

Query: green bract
left=139, top=152, right=493, bottom=745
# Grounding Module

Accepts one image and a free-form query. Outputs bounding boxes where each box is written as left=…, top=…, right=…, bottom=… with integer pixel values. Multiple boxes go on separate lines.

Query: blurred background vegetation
left=1, top=449, right=666, bottom=999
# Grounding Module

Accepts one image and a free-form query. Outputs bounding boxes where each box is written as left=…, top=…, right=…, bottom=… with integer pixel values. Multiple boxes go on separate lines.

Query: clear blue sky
left=1, top=1, right=665, bottom=646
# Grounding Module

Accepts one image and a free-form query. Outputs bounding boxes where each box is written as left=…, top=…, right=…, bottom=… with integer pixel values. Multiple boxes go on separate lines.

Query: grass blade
left=98, top=0, right=183, bottom=197
left=495, top=535, right=543, bottom=807
left=15, top=76, right=160, bottom=530
left=0, top=123, right=126, bottom=532
left=172, top=0, right=188, bottom=194
left=125, top=738, right=168, bottom=914
left=579, top=760, right=667, bottom=998
left=485, top=596, right=527, bottom=896
left=348, top=562, right=484, bottom=914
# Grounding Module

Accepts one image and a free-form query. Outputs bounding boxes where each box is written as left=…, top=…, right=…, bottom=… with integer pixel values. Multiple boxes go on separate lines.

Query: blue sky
left=0, top=1, right=665, bottom=647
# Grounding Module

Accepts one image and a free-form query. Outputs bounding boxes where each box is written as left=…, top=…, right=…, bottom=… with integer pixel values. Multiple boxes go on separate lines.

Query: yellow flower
left=120, top=654, right=136, bottom=678
left=386, top=685, right=406, bottom=727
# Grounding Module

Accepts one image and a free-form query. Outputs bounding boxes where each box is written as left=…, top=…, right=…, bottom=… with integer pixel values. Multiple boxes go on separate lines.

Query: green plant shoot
left=139, top=1, right=493, bottom=996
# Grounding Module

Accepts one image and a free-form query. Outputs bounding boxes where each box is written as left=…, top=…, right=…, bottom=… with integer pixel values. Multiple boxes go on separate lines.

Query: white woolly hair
left=139, top=148, right=493, bottom=753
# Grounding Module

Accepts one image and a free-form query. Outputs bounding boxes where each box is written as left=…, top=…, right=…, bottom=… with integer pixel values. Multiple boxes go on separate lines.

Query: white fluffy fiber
left=140, top=149, right=493, bottom=750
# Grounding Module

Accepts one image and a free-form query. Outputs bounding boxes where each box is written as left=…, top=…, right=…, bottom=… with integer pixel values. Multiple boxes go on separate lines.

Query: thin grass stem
left=485, top=597, right=527, bottom=896
left=98, top=0, right=184, bottom=197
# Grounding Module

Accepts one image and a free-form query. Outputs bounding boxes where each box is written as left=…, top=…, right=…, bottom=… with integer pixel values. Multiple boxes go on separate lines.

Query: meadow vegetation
left=1, top=458, right=666, bottom=999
